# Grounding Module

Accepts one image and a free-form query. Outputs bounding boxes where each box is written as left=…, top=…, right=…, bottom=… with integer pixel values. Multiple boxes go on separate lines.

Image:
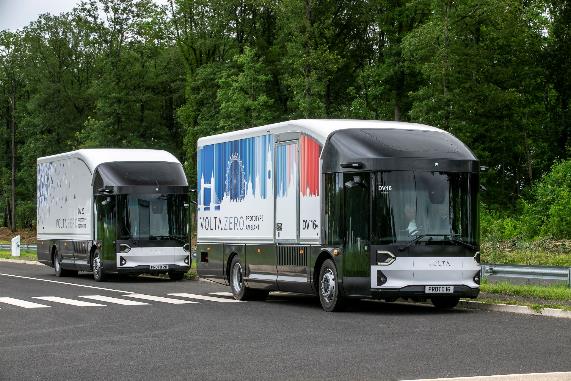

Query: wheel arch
left=50, top=244, right=58, bottom=266
left=313, top=250, right=334, bottom=292
left=226, top=252, right=239, bottom=283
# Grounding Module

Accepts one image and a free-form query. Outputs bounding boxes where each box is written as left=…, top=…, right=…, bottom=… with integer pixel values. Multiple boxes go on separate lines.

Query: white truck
left=37, top=149, right=190, bottom=281
left=196, top=119, right=481, bottom=311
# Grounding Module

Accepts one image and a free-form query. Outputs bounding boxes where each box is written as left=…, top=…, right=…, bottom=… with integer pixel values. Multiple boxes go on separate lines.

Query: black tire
left=53, top=250, right=64, bottom=277
left=53, top=249, right=77, bottom=277
left=228, top=256, right=266, bottom=301
left=92, top=250, right=106, bottom=282
left=169, top=271, right=185, bottom=281
left=318, top=259, right=346, bottom=312
left=431, top=296, right=460, bottom=309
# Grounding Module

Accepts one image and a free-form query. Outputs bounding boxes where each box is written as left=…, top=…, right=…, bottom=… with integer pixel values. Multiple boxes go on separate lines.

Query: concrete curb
left=0, top=258, right=44, bottom=266
left=459, top=300, right=571, bottom=319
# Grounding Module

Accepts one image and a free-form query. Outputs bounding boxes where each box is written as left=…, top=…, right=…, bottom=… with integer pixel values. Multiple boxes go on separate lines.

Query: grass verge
left=0, top=249, right=37, bottom=261
left=469, top=280, right=571, bottom=312
left=481, top=281, right=571, bottom=301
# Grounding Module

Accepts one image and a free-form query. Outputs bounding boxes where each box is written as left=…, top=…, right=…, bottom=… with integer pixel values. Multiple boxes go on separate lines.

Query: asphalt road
left=1, top=261, right=570, bottom=381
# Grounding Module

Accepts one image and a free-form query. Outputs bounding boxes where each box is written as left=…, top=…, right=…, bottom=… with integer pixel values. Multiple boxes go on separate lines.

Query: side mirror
left=189, top=189, right=197, bottom=205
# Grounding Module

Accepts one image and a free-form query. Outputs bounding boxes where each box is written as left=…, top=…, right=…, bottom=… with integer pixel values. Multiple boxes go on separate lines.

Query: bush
left=522, top=160, right=571, bottom=239
left=481, top=159, right=571, bottom=241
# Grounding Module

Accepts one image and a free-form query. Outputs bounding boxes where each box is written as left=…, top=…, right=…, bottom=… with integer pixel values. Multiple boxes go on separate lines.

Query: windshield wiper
left=149, top=235, right=188, bottom=245
left=398, top=234, right=450, bottom=252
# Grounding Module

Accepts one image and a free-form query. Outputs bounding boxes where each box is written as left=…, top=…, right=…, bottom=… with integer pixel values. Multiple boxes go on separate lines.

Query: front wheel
left=431, top=296, right=460, bottom=309
left=92, top=250, right=106, bottom=282
left=318, top=259, right=346, bottom=312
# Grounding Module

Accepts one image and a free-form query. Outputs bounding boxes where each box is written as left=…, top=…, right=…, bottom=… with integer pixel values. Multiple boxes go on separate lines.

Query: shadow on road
left=265, top=292, right=476, bottom=315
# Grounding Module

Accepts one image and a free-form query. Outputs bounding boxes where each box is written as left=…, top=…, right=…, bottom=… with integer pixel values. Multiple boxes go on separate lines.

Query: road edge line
left=459, top=300, right=571, bottom=319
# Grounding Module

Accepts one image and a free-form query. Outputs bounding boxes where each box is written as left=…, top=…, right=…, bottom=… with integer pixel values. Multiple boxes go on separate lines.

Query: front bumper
left=115, top=264, right=190, bottom=274
left=371, top=285, right=480, bottom=299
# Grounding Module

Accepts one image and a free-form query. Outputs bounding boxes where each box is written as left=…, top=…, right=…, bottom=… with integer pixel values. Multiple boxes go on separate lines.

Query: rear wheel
left=53, top=249, right=76, bottom=277
left=228, top=256, right=268, bottom=301
left=92, top=250, right=106, bottom=282
left=318, top=259, right=346, bottom=312
left=431, top=296, right=460, bottom=309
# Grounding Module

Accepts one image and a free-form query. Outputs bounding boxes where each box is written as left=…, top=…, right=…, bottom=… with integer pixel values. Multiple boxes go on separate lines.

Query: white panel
left=117, top=247, right=188, bottom=268
left=275, top=142, right=298, bottom=241
left=196, top=135, right=275, bottom=241
left=370, top=257, right=481, bottom=288
left=37, top=157, right=93, bottom=241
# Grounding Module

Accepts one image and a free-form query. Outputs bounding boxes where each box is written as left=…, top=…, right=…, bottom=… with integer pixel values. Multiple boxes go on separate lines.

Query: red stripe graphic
left=300, top=135, right=320, bottom=196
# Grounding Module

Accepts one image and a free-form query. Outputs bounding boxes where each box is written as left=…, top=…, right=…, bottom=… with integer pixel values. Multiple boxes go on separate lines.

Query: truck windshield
left=117, top=194, right=188, bottom=241
left=372, top=171, right=479, bottom=246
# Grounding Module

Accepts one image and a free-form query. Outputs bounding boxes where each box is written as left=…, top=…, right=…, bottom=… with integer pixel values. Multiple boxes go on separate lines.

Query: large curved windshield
left=117, top=194, right=188, bottom=241
left=372, top=171, right=479, bottom=246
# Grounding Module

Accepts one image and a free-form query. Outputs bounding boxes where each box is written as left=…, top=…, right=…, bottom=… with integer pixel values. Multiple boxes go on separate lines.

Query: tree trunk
left=9, top=96, right=16, bottom=232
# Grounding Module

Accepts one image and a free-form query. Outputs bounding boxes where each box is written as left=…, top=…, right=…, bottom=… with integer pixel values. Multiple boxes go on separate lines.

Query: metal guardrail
left=0, top=244, right=37, bottom=251
left=481, top=263, right=571, bottom=287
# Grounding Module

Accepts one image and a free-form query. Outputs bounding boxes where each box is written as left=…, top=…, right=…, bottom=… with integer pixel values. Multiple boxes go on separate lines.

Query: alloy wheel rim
left=320, top=268, right=335, bottom=303
left=94, top=254, right=101, bottom=278
left=232, top=262, right=243, bottom=293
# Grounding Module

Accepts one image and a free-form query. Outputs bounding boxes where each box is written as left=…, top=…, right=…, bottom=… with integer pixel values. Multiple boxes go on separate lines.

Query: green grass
left=470, top=297, right=571, bottom=312
left=184, top=256, right=198, bottom=280
left=0, top=249, right=37, bottom=260
left=481, top=280, right=571, bottom=301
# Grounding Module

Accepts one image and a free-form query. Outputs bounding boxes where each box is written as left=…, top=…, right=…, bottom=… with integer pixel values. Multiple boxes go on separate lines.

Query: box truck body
left=196, top=119, right=481, bottom=311
left=37, top=149, right=190, bottom=281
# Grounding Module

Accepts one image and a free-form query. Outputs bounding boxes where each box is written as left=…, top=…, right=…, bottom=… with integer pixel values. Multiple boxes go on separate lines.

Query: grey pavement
left=0, top=261, right=570, bottom=381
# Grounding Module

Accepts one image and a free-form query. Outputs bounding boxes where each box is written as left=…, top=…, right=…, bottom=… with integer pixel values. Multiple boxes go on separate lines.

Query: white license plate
left=425, top=286, right=454, bottom=294
left=150, top=265, right=168, bottom=270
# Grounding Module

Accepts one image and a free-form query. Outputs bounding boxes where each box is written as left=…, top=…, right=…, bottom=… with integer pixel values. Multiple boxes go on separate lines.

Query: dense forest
left=0, top=0, right=569, bottom=239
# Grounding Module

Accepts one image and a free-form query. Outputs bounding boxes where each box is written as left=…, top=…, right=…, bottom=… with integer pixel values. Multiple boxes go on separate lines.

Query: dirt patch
left=0, top=227, right=36, bottom=244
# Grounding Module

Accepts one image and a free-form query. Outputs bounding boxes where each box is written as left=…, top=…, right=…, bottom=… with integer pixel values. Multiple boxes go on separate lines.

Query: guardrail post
left=568, top=268, right=571, bottom=288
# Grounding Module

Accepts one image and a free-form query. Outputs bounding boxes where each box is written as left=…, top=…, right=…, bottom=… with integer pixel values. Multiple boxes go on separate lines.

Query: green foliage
left=0, top=0, right=569, bottom=237
left=481, top=159, right=571, bottom=242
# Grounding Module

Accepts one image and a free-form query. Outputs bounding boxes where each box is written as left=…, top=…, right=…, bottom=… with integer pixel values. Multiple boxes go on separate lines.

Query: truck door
left=274, top=141, right=299, bottom=241
left=95, top=195, right=116, bottom=270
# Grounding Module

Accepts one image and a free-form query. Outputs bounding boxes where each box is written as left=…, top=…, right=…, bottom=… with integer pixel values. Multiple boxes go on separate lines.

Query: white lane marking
left=78, top=295, right=149, bottom=306
left=33, top=296, right=106, bottom=307
left=169, top=293, right=241, bottom=303
left=209, top=292, right=233, bottom=297
left=0, top=297, right=50, bottom=309
left=123, top=294, right=197, bottom=304
left=401, top=371, right=571, bottom=381
left=0, top=273, right=132, bottom=294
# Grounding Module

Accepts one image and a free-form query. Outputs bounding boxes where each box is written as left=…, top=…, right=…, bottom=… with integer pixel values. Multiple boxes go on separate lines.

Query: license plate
left=150, top=265, right=168, bottom=270
left=425, top=286, right=454, bottom=294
